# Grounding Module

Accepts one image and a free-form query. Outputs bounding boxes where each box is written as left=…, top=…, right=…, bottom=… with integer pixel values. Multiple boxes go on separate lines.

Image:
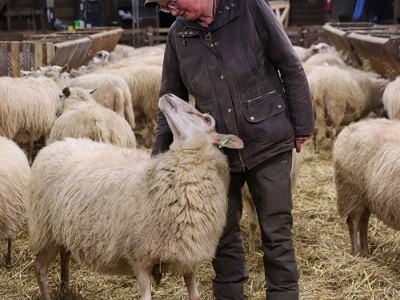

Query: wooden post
left=34, top=42, right=43, bottom=69
left=0, top=42, right=8, bottom=76
left=10, top=42, right=20, bottom=77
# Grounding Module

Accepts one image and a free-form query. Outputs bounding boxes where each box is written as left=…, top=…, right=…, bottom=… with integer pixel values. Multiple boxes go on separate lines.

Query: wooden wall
left=289, top=0, right=326, bottom=26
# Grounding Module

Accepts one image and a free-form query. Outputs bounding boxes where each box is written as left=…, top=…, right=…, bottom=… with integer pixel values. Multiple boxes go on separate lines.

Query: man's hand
left=294, top=135, right=313, bottom=153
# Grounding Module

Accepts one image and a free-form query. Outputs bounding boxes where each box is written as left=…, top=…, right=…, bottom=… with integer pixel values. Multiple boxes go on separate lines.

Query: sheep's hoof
left=5, top=261, right=14, bottom=269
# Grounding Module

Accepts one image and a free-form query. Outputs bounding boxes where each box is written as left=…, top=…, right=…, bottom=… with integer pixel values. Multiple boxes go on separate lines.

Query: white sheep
left=382, top=76, right=400, bottom=119
left=303, top=51, right=347, bottom=66
left=68, top=73, right=136, bottom=129
left=242, top=148, right=305, bottom=252
left=0, top=136, right=31, bottom=268
left=0, top=65, right=68, bottom=163
left=307, top=65, right=388, bottom=145
left=333, top=118, right=400, bottom=256
left=293, top=42, right=336, bottom=62
left=27, top=93, right=244, bottom=300
left=94, top=64, right=162, bottom=147
left=49, top=87, right=136, bottom=148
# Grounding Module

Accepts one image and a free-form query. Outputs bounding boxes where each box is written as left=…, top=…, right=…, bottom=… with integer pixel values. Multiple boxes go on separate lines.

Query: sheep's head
left=159, top=93, right=243, bottom=149
left=56, top=87, right=97, bottom=117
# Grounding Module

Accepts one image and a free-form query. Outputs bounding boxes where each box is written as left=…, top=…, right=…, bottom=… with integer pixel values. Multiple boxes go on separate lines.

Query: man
left=145, top=0, right=314, bottom=299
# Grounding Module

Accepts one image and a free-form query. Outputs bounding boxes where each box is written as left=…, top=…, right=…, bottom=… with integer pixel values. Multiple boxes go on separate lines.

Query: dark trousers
left=212, top=150, right=299, bottom=300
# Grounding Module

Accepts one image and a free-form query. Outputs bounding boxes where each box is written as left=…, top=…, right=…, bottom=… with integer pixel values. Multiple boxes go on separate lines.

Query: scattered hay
left=0, top=141, right=398, bottom=299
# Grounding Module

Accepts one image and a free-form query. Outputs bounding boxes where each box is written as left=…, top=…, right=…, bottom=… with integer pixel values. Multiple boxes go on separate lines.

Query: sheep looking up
left=333, top=118, right=400, bottom=256
left=28, top=93, right=243, bottom=300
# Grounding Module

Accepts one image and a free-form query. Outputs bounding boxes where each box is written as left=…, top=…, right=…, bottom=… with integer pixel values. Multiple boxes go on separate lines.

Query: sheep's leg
left=314, top=105, right=327, bottom=144
left=137, top=267, right=152, bottom=300
left=28, top=139, right=34, bottom=165
left=60, top=246, right=72, bottom=292
left=4, top=238, right=14, bottom=268
left=242, top=185, right=258, bottom=252
left=359, top=208, right=371, bottom=256
left=33, top=245, right=59, bottom=300
left=346, top=212, right=361, bottom=256
left=184, top=272, right=200, bottom=300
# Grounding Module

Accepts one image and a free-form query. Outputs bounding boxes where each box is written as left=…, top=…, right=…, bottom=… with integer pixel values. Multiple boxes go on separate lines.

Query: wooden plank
left=52, top=37, right=92, bottom=69
left=83, top=27, right=123, bottom=64
left=46, top=42, right=55, bottom=65
left=348, top=32, right=400, bottom=79
left=21, top=42, right=32, bottom=71
left=0, top=42, right=8, bottom=76
left=10, top=42, right=20, bottom=77
left=270, top=1, right=290, bottom=27
left=34, top=42, right=43, bottom=69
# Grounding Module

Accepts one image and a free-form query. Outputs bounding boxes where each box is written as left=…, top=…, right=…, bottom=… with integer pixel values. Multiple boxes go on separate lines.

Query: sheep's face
left=159, top=93, right=243, bottom=149
left=56, top=92, right=66, bottom=117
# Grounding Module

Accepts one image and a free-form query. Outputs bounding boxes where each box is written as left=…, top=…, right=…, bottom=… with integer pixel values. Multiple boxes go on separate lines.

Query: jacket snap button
left=220, top=75, right=224, bottom=80
left=278, top=104, right=282, bottom=108
left=228, top=108, right=232, bottom=113
left=250, top=116, right=255, bottom=121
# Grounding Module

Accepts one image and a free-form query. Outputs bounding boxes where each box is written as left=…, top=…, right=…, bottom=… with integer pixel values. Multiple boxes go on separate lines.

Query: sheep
left=27, top=93, right=244, bottom=300
left=307, top=64, right=389, bottom=146
left=332, top=118, right=400, bottom=256
left=0, top=136, right=31, bottom=268
left=93, top=64, right=163, bottom=147
left=382, top=76, right=400, bottom=119
left=242, top=148, right=305, bottom=252
left=303, top=51, right=347, bottom=66
left=68, top=73, right=136, bottom=129
left=49, top=87, right=136, bottom=149
left=69, top=58, right=162, bottom=147
left=0, top=65, right=68, bottom=164
left=293, top=42, right=336, bottom=62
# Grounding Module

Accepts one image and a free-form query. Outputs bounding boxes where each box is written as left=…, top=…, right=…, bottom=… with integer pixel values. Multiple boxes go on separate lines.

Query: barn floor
left=0, top=140, right=399, bottom=299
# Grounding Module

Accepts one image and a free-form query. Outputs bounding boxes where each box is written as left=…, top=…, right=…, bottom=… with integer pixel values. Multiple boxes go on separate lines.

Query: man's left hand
left=295, top=135, right=313, bottom=153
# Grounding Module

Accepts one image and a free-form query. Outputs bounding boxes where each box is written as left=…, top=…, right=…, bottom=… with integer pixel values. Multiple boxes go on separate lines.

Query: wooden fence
left=0, top=27, right=123, bottom=77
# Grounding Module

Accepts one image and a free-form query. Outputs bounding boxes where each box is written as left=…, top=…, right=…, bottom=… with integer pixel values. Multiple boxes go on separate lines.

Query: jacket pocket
left=242, top=90, right=285, bottom=122
left=242, top=90, right=294, bottom=148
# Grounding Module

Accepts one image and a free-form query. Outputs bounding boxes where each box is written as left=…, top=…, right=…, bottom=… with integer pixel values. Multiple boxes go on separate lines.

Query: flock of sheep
left=0, top=38, right=399, bottom=299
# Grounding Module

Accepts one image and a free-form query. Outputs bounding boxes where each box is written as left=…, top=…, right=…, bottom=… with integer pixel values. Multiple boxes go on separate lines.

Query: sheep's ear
left=88, top=88, right=97, bottom=94
left=61, top=64, right=69, bottom=73
left=62, top=87, right=71, bottom=98
left=209, top=133, right=244, bottom=149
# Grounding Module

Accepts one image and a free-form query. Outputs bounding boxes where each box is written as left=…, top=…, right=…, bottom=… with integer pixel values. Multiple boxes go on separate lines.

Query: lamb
left=68, top=73, right=136, bottom=129
left=382, top=76, right=400, bottom=119
left=27, top=93, right=244, bottom=300
left=0, top=136, right=31, bottom=268
left=0, top=65, right=68, bottom=163
left=307, top=64, right=388, bottom=145
left=242, top=148, right=305, bottom=252
left=49, top=87, right=136, bottom=149
left=332, top=118, right=400, bottom=256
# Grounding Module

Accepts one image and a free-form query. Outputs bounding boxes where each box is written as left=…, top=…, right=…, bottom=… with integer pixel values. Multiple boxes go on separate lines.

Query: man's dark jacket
left=151, top=0, right=314, bottom=172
